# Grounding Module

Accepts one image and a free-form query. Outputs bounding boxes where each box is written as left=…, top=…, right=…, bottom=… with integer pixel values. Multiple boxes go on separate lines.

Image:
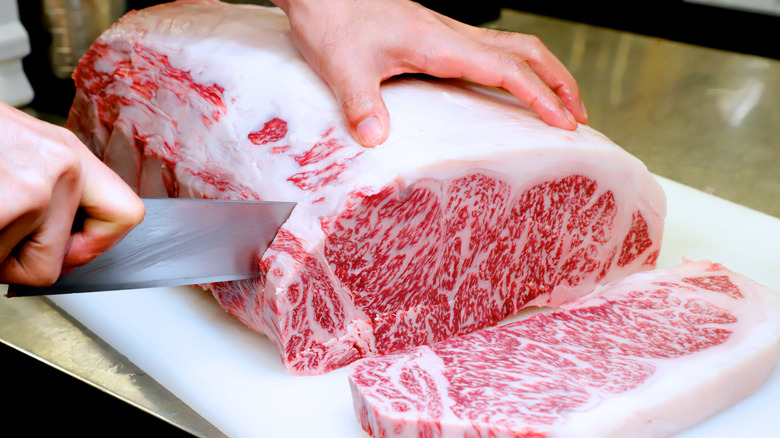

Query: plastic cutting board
left=49, top=176, right=780, bottom=437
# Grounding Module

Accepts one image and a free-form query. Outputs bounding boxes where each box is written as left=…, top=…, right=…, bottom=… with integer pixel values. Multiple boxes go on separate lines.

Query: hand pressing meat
left=0, top=102, right=145, bottom=287
left=271, top=0, right=587, bottom=146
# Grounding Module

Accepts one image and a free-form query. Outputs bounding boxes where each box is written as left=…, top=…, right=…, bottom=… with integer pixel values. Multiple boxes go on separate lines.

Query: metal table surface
left=1, top=8, right=778, bottom=437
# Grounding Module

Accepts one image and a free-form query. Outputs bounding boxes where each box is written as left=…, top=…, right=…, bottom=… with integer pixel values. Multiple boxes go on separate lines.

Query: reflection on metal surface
left=491, top=10, right=780, bottom=219
left=609, top=34, right=632, bottom=106
left=0, top=284, right=226, bottom=437
left=567, top=26, right=587, bottom=72
left=42, top=0, right=126, bottom=79
left=711, top=78, right=765, bottom=127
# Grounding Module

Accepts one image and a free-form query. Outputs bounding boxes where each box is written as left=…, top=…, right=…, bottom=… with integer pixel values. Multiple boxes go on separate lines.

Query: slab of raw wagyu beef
left=66, top=1, right=666, bottom=374
left=348, top=260, right=780, bottom=438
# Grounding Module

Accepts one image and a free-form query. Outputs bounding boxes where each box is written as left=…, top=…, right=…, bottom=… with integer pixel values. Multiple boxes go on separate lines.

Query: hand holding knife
left=7, top=198, right=294, bottom=296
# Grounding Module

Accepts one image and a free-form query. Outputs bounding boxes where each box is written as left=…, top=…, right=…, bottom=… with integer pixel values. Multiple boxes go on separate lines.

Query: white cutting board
left=50, top=176, right=780, bottom=438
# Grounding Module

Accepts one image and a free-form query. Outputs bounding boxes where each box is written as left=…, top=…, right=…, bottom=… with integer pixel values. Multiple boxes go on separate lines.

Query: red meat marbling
left=348, top=260, right=780, bottom=438
left=67, top=1, right=665, bottom=375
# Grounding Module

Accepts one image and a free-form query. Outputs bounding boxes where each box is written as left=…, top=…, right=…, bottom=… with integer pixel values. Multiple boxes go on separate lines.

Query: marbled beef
left=67, top=1, right=665, bottom=375
left=348, top=260, right=780, bottom=437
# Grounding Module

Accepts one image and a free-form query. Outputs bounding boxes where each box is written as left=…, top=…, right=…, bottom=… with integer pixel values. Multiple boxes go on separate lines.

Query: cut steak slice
left=66, top=1, right=666, bottom=374
left=348, top=260, right=780, bottom=437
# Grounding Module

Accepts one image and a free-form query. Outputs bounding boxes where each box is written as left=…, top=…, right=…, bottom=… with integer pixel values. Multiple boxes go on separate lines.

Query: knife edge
left=7, top=273, right=258, bottom=297
left=5, top=198, right=295, bottom=297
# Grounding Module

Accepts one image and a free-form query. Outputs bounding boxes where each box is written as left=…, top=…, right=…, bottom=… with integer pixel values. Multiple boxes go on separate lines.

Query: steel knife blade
left=6, top=198, right=295, bottom=296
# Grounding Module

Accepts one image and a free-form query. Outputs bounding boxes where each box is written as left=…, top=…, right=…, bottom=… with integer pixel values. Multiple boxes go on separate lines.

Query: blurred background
left=11, top=0, right=779, bottom=117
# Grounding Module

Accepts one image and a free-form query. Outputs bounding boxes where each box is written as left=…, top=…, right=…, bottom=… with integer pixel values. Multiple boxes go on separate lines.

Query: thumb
left=330, top=72, right=390, bottom=148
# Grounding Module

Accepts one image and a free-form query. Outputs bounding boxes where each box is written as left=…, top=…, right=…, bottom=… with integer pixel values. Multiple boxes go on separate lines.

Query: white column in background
left=0, top=0, right=34, bottom=107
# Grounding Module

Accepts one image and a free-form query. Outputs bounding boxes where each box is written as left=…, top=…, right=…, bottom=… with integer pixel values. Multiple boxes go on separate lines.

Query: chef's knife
left=6, top=198, right=295, bottom=296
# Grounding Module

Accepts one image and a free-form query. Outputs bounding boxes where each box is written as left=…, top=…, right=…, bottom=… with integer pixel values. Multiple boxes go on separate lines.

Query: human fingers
left=62, top=144, right=145, bottom=269
left=317, top=52, right=391, bottom=147
left=409, top=30, right=578, bottom=130
left=446, top=21, right=587, bottom=124
left=514, top=35, right=587, bottom=124
left=0, top=202, right=45, bottom=267
left=0, top=141, right=82, bottom=286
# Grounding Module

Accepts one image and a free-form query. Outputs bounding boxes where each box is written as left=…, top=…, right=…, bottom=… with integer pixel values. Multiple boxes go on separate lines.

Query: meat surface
left=67, top=1, right=666, bottom=374
left=348, top=260, right=780, bottom=438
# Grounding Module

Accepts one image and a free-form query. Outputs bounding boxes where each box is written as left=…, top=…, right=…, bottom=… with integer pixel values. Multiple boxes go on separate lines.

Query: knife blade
left=6, top=198, right=295, bottom=296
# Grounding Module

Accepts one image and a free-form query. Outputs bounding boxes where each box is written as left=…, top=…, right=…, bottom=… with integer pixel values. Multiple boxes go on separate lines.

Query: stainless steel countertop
left=489, top=10, right=780, bottom=218
left=1, top=9, right=778, bottom=437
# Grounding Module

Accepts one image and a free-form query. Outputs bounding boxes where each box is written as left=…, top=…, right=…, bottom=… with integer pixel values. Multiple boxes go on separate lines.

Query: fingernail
left=580, top=100, right=588, bottom=122
left=565, top=107, right=577, bottom=127
left=356, top=116, right=383, bottom=147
